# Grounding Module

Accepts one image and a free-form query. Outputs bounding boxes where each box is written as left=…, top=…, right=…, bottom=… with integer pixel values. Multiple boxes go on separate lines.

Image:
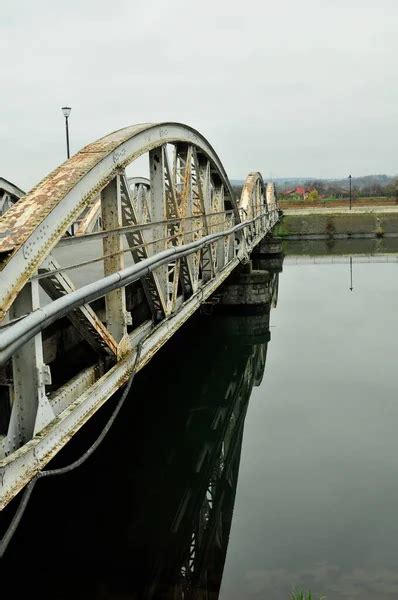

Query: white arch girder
left=0, top=123, right=238, bottom=320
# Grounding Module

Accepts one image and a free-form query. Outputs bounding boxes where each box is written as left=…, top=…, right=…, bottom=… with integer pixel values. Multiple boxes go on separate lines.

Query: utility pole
left=349, top=174, right=352, bottom=210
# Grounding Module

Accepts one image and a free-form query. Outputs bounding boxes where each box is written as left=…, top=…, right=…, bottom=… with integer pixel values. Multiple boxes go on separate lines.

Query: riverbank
left=278, top=197, right=398, bottom=210
left=280, top=236, right=398, bottom=258
left=275, top=206, right=398, bottom=240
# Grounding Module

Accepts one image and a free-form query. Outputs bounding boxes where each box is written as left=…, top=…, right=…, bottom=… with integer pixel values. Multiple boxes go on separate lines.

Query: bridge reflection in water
left=0, top=271, right=280, bottom=598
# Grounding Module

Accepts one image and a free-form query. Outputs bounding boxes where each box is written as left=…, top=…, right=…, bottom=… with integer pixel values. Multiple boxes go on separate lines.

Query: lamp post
left=349, top=174, right=352, bottom=210
left=61, top=106, right=72, bottom=159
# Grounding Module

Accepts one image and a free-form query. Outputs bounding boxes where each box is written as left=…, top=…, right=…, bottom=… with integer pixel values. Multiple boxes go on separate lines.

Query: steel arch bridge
left=0, top=122, right=280, bottom=508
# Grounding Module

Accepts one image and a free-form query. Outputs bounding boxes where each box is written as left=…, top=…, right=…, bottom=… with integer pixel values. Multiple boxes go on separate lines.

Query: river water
left=2, top=242, right=398, bottom=599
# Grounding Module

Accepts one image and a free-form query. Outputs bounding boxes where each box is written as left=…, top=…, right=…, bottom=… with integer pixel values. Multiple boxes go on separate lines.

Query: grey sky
left=1, top=0, right=397, bottom=190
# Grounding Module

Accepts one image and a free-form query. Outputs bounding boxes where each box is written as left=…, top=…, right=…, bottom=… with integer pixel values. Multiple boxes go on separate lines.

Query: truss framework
left=0, top=122, right=279, bottom=508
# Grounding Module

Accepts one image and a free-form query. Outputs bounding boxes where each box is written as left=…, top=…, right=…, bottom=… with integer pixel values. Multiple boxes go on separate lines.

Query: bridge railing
left=0, top=210, right=278, bottom=367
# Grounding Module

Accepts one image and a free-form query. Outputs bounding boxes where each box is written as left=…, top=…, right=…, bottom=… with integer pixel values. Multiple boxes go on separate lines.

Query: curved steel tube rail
left=0, top=216, right=265, bottom=366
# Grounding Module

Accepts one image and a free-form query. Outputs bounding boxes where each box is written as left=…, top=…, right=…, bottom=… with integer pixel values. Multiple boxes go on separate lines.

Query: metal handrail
left=0, top=211, right=276, bottom=366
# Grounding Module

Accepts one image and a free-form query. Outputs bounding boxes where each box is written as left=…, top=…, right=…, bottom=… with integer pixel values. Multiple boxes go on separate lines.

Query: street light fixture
left=61, top=106, right=72, bottom=159
left=349, top=174, right=352, bottom=210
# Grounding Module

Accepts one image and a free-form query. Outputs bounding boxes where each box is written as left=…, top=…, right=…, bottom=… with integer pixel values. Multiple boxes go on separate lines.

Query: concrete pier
left=220, top=265, right=271, bottom=309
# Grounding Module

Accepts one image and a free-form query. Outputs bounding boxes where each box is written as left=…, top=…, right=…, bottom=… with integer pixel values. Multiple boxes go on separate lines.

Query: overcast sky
left=1, top=0, right=397, bottom=191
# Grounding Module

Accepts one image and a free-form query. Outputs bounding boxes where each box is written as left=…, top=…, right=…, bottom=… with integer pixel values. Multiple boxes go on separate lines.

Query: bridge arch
left=0, top=122, right=280, bottom=508
left=0, top=122, right=242, bottom=318
left=240, top=172, right=267, bottom=220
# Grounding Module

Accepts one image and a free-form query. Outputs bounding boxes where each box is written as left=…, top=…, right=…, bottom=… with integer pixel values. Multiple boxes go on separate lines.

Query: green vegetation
left=279, top=175, right=398, bottom=199
left=280, top=195, right=393, bottom=204
left=291, top=592, right=326, bottom=600
left=306, top=189, right=319, bottom=202
left=233, top=176, right=398, bottom=208
left=273, top=220, right=290, bottom=236
left=277, top=175, right=398, bottom=206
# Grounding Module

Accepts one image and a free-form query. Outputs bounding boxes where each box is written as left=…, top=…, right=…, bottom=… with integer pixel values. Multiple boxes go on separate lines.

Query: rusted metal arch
left=238, top=172, right=269, bottom=247
left=74, top=177, right=151, bottom=236
left=127, top=176, right=151, bottom=192
left=0, top=177, right=25, bottom=217
left=0, top=177, right=25, bottom=199
left=239, top=172, right=267, bottom=219
left=0, top=122, right=238, bottom=320
left=0, top=123, right=280, bottom=509
left=266, top=181, right=276, bottom=210
left=127, top=177, right=151, bottom=227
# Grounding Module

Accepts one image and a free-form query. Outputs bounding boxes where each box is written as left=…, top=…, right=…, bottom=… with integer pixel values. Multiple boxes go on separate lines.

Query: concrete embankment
left=275, top=207, right=398, bottom=240
left=280, top=236, right=398, bottom=257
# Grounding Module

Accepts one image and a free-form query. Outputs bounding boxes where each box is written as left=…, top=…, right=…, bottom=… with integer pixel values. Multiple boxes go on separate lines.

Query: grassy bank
left=291, top=593, right=325, bottom=600
left=279, top=196, right=397, bottom=210
left=275, top=210, right=398, bottom=239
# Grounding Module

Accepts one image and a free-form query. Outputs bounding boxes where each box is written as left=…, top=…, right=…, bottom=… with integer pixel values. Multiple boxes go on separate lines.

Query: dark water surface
left=2, top=244, right=398, bottom=599
left=221, top=254, right=398, bottom=600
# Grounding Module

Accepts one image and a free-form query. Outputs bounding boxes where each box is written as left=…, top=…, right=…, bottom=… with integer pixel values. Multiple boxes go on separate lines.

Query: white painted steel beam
left=120, top=172, right=167, bottom=319
left=39, top=255, right=118, bottom=356
left=101, top=176, right=128, bottom=344
left=2, top=281, right=54, bottom=458
left=0, top=123, right=238, bottom=320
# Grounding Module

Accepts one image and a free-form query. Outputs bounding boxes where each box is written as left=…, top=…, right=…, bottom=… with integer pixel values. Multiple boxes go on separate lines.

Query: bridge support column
left=4, top=281, right=54, bottom=454
left=218, top=263, right=271, bottom=313
left=215, top=313, right=271, bottom=347
left=252, top=236, right=283, bottom=258
left=101, top=176, right=129, bottom=345
left=252, top=236, right=284, bottom=274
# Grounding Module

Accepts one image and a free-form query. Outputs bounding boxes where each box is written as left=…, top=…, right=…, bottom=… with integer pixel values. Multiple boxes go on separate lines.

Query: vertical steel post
left=6, top=281, right=54, bottom=453
left=101, top=176, right=128, bottom=343
left=149, top=148, right=168, bottom=307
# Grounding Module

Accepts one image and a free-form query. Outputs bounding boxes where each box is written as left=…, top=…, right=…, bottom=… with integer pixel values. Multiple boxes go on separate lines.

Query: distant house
left=282, top=186, right=309, bottom=200
left=0, top=177, right=25, bottom=216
